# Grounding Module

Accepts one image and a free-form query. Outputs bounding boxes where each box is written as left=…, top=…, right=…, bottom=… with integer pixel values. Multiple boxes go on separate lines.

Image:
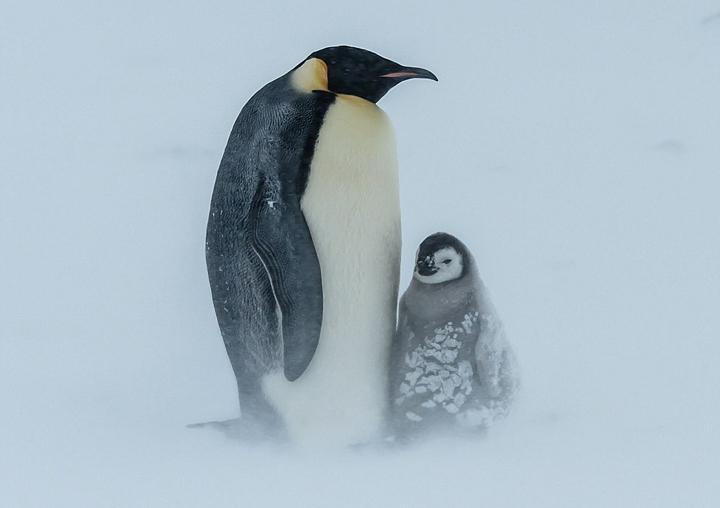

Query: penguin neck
left=405, top=270, right=479, bottom=325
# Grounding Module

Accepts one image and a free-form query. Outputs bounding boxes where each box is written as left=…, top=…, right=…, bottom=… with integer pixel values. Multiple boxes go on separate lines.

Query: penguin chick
left=390, top=233, right=519, bottom=440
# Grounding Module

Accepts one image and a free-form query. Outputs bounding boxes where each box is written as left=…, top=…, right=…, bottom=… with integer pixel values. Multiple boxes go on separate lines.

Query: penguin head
left=304, top=45, right=437, bottom=103
left=413, top=233, right=468, bottom=285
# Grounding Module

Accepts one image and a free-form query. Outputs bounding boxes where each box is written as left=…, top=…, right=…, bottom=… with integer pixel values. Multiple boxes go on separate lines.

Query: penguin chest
left=301, top=94, right=401, bottom=276
left=263, top=95, right=401, bottom=447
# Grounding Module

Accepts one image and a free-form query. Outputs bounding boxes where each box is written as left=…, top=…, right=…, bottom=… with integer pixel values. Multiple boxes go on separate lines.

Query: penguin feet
left=187, top=417, right=286, bottom=443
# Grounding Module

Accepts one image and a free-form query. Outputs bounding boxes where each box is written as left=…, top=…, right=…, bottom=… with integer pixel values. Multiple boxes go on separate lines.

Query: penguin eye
left=442, top=259, right=452, bottom=265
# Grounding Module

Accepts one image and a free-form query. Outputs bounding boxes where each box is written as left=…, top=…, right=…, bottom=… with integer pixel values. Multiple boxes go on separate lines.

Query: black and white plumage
left=390, top=233, right=518, bottom=439
left=205, top=46, right=436, bottom=446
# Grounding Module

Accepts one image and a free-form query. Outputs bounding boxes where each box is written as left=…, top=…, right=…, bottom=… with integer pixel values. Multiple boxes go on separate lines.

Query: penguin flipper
left=391, top=297, right=412, bottom=387
left=187, top=418, right=278, bottom=442
left=250, top=179, right=323, bottom=382
left=474, top=309, right=519, bottom=404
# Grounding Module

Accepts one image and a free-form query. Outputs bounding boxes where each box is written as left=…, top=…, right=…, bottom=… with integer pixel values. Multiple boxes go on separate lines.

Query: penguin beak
left=416, top=258, right=438, bottom=276
left=380, top=66, right=438, bottom=81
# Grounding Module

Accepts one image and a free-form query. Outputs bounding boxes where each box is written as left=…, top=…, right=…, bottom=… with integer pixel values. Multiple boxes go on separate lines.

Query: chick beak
left=416, top=257, right=438, bottom=276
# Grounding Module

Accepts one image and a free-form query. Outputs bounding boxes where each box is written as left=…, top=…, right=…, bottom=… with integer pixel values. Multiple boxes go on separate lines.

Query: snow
left=1, top=1, right=720, bottom=507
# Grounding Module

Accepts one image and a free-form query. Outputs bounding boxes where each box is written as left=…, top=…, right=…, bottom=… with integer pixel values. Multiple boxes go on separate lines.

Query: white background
left=2, top=1, right=719, bottom=506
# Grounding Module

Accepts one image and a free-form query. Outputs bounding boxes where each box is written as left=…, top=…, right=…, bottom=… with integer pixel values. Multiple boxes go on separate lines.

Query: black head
left=414, top=233, right=470, bottom=284
left=308, top=45, right=437, bottom=103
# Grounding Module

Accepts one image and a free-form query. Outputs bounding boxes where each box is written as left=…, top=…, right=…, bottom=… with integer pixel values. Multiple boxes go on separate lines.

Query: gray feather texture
left=390, top=235, right=519, bottom=438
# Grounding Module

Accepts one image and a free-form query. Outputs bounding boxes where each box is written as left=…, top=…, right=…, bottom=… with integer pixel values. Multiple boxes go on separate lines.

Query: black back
left=206, top=72, right=334, bottom=422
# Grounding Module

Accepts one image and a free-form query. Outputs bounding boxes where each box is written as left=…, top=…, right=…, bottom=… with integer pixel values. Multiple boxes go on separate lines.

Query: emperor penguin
left=390, top=233, right=519, bottom=440
left=205, top=46, right=437, bottom=447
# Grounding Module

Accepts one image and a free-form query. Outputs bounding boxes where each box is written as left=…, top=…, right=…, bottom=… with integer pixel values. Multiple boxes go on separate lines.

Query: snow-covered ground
left=2, top=1, right=719, bottom=506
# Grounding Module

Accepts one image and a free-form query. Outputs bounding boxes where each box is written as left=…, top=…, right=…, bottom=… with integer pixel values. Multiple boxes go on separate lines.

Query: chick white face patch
left=414, top=247, right=463, bottom=284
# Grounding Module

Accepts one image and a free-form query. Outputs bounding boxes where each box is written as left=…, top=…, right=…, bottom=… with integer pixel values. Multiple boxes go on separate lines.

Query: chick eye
left=442, top=259, right=452, bottom=265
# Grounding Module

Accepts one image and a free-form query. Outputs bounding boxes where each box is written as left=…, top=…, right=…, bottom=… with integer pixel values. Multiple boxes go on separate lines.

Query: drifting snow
left=2, top=1, right=720, bottom=507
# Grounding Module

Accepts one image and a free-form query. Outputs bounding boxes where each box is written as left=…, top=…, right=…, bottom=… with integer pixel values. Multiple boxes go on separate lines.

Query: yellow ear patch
left=291, top=58, right=329, bottom=92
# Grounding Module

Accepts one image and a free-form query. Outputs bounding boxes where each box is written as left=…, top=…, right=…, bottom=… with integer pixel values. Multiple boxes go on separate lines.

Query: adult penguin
left=205, top=46, right=436, bottom=447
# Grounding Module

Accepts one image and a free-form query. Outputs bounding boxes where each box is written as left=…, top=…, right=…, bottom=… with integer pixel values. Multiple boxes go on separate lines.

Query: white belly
left=262, top=95, right=401, bottom=448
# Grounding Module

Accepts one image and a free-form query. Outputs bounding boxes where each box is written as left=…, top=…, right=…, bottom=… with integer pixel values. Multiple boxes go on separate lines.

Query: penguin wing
left=249, top=176, right=323, bottom=382
left=207, top=84, right=334, bottom=383
left=474, top=306, right=519, bottom=402
left=390, top=296, right=412, bottom=387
